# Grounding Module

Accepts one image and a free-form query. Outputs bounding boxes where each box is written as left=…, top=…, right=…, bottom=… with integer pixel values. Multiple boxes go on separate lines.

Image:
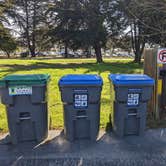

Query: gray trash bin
left=109, top=74, right=154, bottom=137
left=0, top=80, right=5, bottom=111
left=59, top=74, right=103, bottom=141
left=0, top=74, right=50, bottom=144
left=0, top=80, right=5, bottom=95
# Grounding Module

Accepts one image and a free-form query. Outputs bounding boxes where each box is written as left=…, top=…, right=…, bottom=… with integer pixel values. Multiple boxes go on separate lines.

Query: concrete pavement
left=0, top=129, right=166, bottom=166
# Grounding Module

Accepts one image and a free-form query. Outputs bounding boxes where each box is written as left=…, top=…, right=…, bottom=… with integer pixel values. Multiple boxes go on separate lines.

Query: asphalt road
left=0, top=129, right=166, bottom=166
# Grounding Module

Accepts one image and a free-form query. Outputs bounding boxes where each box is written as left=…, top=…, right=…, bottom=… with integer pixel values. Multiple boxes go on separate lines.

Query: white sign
left=74, top=94, right=88, bottom=108
left=9, top=86, right=32, bottom=96
left=157, top=48, right=166, bottom=64
left=127, top=93, right=139, bottom=106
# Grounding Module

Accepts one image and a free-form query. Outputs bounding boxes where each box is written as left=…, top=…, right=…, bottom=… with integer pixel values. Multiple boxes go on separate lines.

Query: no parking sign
left=158, top=49, right=166, bottom=64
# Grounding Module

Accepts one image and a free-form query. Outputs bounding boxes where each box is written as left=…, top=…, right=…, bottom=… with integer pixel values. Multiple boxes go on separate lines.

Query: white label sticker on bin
left=74, top=94, right=88, bottom=108
left=9, top=86, right=32, bottom=96
left=127, top=93, right=139, bottom=106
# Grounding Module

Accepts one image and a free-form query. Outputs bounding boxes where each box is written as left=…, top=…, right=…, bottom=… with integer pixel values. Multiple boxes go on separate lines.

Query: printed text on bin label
left=9, top=86, right=32, bottom=96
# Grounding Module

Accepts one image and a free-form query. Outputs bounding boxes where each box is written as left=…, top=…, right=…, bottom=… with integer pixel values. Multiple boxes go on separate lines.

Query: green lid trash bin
left=0, top=74, right=50, bottom=144
left=0, top=80, right=5, bottom=101
left=109, top=74, right=154, bottom=137
left=59, top=74, right=103, bottom=141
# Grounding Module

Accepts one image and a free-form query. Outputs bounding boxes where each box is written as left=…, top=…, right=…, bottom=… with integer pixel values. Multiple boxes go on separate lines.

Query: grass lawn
left=0, top=58, right=143, bottom=132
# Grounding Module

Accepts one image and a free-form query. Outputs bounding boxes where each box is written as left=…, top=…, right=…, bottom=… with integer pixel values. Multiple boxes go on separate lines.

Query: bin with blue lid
left=109, top=74, right=154, bottom=137
left=59, top=74, right=103, bottom=141
left=0, top=74, right=50, bottom=144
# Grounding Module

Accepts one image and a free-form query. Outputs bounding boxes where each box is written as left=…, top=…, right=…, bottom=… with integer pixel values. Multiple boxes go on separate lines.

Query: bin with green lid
left=0, top=74, right=50, bottom=144
left=0, top=79, right=5, bottom=88
left=109, top=74, right=154, bottom=137
left=59, top=74, right=103, bottom=141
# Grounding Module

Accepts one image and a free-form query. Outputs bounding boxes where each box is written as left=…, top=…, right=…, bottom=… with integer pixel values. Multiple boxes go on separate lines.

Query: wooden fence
left=143, top=48, right=160, bottom=119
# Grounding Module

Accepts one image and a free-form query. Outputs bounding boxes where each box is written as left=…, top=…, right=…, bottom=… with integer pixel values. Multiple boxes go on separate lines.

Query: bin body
left=0, top=80, right=5, bottom=96
left=0, top=80, right=5, bottom=111
left=109, top=74, right=154, bottom=137
left=0, top=74, right=50, bottom=144
left=59, top=74, right=103, bottom=141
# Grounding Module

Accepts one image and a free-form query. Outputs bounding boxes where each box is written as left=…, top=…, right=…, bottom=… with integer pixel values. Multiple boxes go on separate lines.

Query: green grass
left=0, top=58, right=143, bottom=132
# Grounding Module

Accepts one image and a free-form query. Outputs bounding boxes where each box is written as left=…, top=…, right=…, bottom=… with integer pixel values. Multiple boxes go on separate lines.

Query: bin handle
left=76, top=115, right=88, bottom=119
left=19, top=117, right=31, bottom=120
left=19, top=112, right=31, bottom=120
left=128, top=113, right=137, bottom=116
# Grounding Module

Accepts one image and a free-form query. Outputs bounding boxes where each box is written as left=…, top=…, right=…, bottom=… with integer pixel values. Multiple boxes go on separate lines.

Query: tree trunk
left=30, top=47, right=36, bottom=57
left=131, top=22, right=145, bottom=64
left=94, top=43, right=103, bottom=63
left=133, top=42, right=145, bottom=64
left=31, top=0, right=37, bottom=58
left=24, top=0, right=37, bottom=58
left=24, top=0, right=33, bottom=57
left=134, top=52, right=141, bottom=63
left=5, top=51, right=10, bottom=58
left=64, top=43, right=68, bottom=58
left=85, top=47, right=91, bottom=58
left=89, top=47, right=92, bottom=57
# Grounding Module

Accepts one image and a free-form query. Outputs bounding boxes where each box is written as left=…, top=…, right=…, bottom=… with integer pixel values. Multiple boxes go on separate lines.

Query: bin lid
left=109, top=74, right=154, bottom=86
left=3, top=74, right=50, bottom=85
left=59, top=74, right=103, bottom=86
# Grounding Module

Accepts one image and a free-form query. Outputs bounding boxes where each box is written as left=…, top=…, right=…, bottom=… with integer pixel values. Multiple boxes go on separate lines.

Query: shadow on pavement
left=0, top=129, right=166, bottom=166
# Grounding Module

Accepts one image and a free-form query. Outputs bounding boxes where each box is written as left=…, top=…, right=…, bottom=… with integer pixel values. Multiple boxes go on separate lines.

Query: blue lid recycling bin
left=109, top=74, right=154, bottom=137
left=59, top=74, right=103, bottom=141
left=59, top=74, right=103, bottom=86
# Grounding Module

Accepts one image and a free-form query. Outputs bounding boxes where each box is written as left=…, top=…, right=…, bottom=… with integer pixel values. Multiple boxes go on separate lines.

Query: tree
left=124, top=0, right=166, bottom=63
left=47, top=0, right=126, bottom=63
left=9, top=0, right=49, bottom=57
left=130, top=20, right=146, bottom=63
left=138, top=0, right=166, bottom=47
left=0, top=0, right=12, bottom=23
left=0, top=0, right=17, bottom=57
left=0, top=24, right=17, bottom=58
left=107, top=35, right=132, bottom=54
left=123, top=0, right=147, bottom=63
